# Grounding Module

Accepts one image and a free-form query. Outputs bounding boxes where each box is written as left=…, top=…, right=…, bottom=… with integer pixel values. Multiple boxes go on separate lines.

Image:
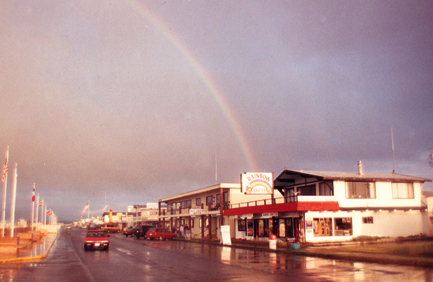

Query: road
left=2, top=228, right=433, bottom=282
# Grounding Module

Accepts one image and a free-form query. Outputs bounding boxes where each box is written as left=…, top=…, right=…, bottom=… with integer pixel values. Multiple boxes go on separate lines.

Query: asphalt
left=2, top=230, right=433, bottom=268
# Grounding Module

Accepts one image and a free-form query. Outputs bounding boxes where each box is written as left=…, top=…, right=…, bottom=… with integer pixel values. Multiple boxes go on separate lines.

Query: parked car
left=123, top=227, right=134, bottom=237
left=145, top=228, right=177, bottom=241
left=133, top=225, right=154, bottom=239
left=84, top=229, right=110, bottom=251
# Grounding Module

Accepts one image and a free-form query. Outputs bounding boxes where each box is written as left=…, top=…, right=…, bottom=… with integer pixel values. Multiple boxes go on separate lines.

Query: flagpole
left=2, top=146, right=9, bottom=237
left=43, top=202, right=46, bottom=225
left=88, top=200, right=90, bottom=219
left=35, top=193, right=39, bottom=227
left=10, top=163, right=17, bottom=238
left=31, top=184, right=35, bottom=231
left=40, top=199, right=43, bottom=224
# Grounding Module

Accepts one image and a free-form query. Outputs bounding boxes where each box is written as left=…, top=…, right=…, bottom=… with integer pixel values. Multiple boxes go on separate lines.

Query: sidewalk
left=0, top=232, right=59, bottom=263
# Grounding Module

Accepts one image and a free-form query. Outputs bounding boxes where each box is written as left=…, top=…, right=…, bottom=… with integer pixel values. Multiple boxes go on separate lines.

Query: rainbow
left=125, top=0, right=258, bottom=172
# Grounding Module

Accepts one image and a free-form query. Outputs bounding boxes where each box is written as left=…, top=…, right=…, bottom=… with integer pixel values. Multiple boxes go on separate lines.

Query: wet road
left=2, top=228, right=433, bottom=281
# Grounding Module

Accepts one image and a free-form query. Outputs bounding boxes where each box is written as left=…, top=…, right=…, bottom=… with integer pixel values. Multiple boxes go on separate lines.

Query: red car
left=84, top=229, right=110, bottom=251
left=145, top=228, right=177, bottom=240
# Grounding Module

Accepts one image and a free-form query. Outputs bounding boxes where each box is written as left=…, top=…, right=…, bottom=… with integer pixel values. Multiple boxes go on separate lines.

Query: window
left=181, top=201, right=186, bottom=209
left=346, top=182, right=376, bottom=199
left=362, top=217, right=373, bottom=224
left=278, top=219, right=286, bottom=237
left=238, top=219, right=246, bottom=231
left=206, top=195, right=213, bottom=205
left=392, top=183, right=414, bottom=199
left=313, top=218, right=332, bottom=237
left=223, top=192, right=228, bottom=203
left=216, top=194, right=220, bottom=205
left=319, top=182, right=333, bottom=196
left=334, top=217, right=352, bottom=236
left=167, top=204, right=171, bottom=212
left=196, top=198, right=201, bottom=206
left=298, top=184, right=316, bottom=196
left=186, top=199, right=191, bottom=208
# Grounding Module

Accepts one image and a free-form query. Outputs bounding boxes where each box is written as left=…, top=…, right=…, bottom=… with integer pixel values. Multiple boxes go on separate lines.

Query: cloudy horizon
left=1, top=0, right=432, bottom=222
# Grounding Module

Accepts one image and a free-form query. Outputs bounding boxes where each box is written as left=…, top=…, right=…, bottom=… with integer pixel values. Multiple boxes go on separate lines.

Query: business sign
left=220, top=225, right=231, bottom=245
left=146, top=203, right=159, bottom=209
left=189, top=209, right=204, bottom=215
left=241, top=172, right=273, bottom=195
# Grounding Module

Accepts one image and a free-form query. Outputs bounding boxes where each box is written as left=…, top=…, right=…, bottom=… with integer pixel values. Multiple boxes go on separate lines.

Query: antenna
left=391, top=127, right=395, bottom=173
left=215, top=150, right=218, bottom=184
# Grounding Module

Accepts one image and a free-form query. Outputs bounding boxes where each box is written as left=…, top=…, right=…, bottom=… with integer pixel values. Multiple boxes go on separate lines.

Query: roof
left=159, top=183, right=240, bottom=202
left=274, top=169, right=431, bottom=191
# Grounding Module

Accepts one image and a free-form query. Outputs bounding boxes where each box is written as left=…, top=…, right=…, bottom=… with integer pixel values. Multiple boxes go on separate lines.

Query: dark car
left=133, top=225, right=154, bottom=239
left=84, top=229, right=110, bottom=251
left=123, top=227, right=134, bottom=237
left=145, top=228, right=177, bottom=241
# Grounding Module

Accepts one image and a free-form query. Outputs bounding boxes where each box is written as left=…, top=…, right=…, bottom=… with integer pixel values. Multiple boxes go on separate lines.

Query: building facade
left=158, top=183, right=276, bottom=239
left=225, top=163, right=432, bottom=243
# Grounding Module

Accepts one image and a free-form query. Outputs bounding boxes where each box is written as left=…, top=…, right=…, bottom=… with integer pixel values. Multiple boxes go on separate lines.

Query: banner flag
left=32, top=187, right=35, bottom=202
left=46, top=209, right=51, bottom=214
left=1, top=147, right=9, bottom=183
left=81, top=201, right=89, bottom=216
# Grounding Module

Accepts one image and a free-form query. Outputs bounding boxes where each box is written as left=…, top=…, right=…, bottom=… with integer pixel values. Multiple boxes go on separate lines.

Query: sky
left=1, top=0, right=432, bottom=222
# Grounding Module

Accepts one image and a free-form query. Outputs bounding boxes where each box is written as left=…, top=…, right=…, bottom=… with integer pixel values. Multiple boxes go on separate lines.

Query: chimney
left=357, top=160, right=363, bottom=175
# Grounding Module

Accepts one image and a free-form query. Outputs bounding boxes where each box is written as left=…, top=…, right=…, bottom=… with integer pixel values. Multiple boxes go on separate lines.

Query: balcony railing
left=229, top=195, right=335, bottom=209
left=167, top=202, right=231, bottom=216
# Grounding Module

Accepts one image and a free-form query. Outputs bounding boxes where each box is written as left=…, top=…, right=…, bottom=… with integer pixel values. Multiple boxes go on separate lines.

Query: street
left=2, top=228, right=433, bottom=282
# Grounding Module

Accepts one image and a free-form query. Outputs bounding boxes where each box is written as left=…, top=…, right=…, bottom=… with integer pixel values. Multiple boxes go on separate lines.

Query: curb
left=0, top=233, right=59, bottom=264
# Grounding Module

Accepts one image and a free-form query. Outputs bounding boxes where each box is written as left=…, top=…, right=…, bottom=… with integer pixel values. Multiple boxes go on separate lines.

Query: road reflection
left=145, top=240, right=433, bottom=282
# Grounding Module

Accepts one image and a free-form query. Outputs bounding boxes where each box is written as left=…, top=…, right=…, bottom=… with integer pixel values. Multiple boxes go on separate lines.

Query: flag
left=81, top=202, right=89, bottom=216
left=49, top=211, right=52, bottom=216
left=1, top=147, right=8, bottom=183
left=32, top=187, right=35, bottom=202
left=46, top=209, right=51, bottom=214
left=38, top=200, right=43, bottom=206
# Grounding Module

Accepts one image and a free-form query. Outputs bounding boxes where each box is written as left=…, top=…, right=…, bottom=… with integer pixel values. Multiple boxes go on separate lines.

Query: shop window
left=238, top=219, right=246, bottom=231
left=246, top=219, right=254, bottom=236
left=362, top=217, right=373, bottom=224
left=313, top=218, right=333, bottom=237
left=392, top=183, right=414, bottom=199
left=196, top=198, right=201, bottom=206
left=346, top=182, right=376, bottom=199
left=334, top=217, right=353, bottom=236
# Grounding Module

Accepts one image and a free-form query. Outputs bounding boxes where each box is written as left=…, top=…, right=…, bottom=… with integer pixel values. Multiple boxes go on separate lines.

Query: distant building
left=124, top=204, right=166, bottom=228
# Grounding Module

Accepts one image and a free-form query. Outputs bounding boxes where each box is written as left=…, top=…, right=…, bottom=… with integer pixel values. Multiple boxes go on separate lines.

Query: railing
left=228, top=196, right=298, bottom=209
left=229, top=195, right=336, bottom=209
left=167, top=203, right=230, bottom=216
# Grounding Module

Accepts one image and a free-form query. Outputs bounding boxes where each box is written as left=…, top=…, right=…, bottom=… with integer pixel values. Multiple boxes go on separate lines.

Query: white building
left=225, top=162, right=432, bottom=243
